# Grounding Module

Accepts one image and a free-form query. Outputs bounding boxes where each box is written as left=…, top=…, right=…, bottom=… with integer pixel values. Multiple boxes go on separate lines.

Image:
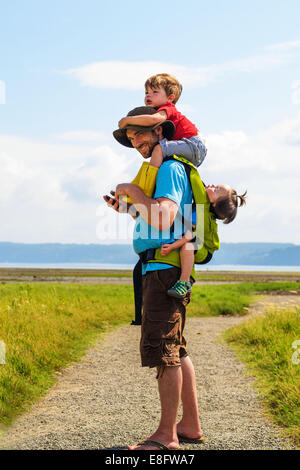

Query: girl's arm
left=161, top=236, right=190, bottom=256
left=161, top=230, right=194, bottom=256
left=164, top=238, right=189, bottom=251
left=118, top=110, right=167, bottom=129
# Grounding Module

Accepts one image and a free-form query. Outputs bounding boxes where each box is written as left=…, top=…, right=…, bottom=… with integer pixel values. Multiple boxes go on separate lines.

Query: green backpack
left=147, top=155, right=220, bottom=277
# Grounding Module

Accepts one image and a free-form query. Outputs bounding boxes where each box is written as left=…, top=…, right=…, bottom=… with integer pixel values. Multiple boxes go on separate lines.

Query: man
left=104, top=107, right=205, bottom=451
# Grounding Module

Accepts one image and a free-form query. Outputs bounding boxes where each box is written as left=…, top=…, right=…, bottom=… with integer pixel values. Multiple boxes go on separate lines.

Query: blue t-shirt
left=133, top=160, right=193, bottom=274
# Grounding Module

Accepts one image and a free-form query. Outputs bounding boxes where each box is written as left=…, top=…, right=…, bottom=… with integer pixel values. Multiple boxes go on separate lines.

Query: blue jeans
left=159, top=134, right=207, bottom=167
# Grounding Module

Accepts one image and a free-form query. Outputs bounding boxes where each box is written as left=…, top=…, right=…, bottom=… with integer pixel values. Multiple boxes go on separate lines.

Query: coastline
left=0, top=267, right=299, bottom=284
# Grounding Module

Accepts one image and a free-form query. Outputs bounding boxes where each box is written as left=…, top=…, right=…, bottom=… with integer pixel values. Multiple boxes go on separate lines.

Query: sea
left=0, top=262, right=300, bottom=272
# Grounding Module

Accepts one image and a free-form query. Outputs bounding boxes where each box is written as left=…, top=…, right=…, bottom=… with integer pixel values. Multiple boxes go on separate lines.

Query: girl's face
left=206, top=184, right=231, bottom=205
left=144, top=86, right=171, bottom=107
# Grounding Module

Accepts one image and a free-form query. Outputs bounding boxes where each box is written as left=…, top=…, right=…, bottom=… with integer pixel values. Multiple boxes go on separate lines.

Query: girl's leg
left=179, top=242, right=194, bottom=282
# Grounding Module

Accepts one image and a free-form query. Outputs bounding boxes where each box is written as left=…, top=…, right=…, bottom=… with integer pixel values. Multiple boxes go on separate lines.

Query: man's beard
left=137, top=133, right=158, bottom=159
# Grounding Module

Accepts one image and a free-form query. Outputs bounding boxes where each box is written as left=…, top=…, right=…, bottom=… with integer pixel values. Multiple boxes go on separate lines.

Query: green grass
left=0, top=283, right=134, bottom=426
left=189, top=284, right=254, bottom=316
left=0, top=280, right=299, bottom=431
left=189, top=281, right=300, bottom=317
left=223, top=308, right=300, bottom=447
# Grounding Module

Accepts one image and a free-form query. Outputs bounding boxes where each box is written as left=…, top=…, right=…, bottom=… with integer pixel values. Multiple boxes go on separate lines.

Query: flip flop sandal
left=137, top=439, right=182, bottom=450
left=177, top=433, right=207, bottom=444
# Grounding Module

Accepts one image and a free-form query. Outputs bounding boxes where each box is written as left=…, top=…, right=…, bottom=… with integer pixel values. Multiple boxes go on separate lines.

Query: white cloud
left=63, top=41, right=298, bottom=90
left=0, top=134, right=139, bottom=243
left=200, top=112, right=300, bottom=243
left=265, top=40, right=300, bottom=51
left=55, top=130, right=108, bottom=142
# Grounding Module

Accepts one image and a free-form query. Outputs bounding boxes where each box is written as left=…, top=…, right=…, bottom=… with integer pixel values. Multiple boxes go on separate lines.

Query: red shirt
left=157, top=102, right=198, bottom=140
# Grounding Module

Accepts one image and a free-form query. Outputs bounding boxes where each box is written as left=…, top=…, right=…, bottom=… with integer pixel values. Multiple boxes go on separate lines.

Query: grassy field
left=224, top=308, right=300, bottom=447
left=0, top=279, right=299, bottom=437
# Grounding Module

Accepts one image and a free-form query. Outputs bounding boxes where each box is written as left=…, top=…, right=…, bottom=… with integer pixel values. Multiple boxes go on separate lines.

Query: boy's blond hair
left=145, top=73, right=183, bottom=104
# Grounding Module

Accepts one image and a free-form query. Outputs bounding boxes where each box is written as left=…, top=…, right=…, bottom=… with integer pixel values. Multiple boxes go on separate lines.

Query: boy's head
left=206, top=184, right=247, bottom=224
left=144, top=73, right=183, bottom=106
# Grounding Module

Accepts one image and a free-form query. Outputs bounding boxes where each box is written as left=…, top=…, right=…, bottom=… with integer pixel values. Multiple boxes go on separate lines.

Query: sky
left=0, top=0, right=300, bottom=245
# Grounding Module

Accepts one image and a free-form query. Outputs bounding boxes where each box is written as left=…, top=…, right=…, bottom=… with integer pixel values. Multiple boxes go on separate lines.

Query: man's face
left=126, top=128, right=159, bottom=158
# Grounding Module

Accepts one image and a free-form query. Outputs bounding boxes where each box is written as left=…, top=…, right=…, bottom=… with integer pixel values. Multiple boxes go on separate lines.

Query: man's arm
left=115, top=183, right=178, bottom=231
left=118, top=110, right=167, bottom=129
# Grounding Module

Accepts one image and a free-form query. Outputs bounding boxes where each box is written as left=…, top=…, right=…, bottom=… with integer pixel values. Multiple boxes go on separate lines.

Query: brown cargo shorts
left=140, top=267, right=191, bottom=369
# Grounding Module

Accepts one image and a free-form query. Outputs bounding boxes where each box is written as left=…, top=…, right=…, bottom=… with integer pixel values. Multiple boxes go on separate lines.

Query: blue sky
left=0, top=0, right=300, bottom=244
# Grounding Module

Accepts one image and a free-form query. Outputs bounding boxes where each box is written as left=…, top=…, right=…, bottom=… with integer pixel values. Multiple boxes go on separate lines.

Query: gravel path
left=0, top=295, right=299, bottom=451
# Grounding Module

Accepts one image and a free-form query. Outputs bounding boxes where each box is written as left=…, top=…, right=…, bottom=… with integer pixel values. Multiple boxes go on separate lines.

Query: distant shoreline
left=0, top=262, right=300, bottom=272
left=0, top=267, right=299, bottom=284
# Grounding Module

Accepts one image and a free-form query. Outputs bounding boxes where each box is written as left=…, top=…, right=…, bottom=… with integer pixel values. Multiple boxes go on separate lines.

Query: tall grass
left=224, top=308, right=300, bottom=447
left=0, top=283, right=134, bottom=425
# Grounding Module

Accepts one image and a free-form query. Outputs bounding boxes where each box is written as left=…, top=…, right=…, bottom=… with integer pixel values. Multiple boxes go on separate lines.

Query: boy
left=117, top=73, right=208, bottom=298
left=118, top=73, right=207, bottom=170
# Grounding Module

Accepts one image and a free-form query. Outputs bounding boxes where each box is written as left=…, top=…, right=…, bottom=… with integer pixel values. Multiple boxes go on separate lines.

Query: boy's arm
left=118, top=110, right=167, bottom=129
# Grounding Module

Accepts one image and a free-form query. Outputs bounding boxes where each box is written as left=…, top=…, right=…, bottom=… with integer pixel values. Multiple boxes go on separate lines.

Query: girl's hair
left=144, top=73, right=183, bottom=104
left=214, top=189, right=247, bottom=224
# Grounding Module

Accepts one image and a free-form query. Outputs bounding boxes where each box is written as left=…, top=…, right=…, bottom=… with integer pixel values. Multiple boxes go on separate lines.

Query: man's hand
left=103, top=191, right=127, bottom=213
left=115, top=183, right=132, bottom=200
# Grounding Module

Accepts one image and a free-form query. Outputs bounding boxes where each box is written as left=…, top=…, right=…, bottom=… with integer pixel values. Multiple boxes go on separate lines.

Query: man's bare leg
left=128, top=366, right=182, bottom=450
left=177, top=356, right=203, bottom=439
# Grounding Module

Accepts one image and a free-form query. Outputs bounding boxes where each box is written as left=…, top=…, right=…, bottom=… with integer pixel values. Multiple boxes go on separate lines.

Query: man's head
left=206, top=184, right=247, bottom=224
left=144, top=73, right=182, bottom=105
left=125, top=127, right=160, bottom=159
left=113, top=106, right=175, bottom=150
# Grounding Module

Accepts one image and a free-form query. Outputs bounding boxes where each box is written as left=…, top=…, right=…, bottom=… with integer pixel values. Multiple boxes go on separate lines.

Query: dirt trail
left=0, top=295, right=299, bottom=450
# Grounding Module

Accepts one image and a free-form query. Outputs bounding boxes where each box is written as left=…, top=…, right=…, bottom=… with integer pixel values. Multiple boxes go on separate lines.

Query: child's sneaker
left=167, top=280, right=192, bottom=299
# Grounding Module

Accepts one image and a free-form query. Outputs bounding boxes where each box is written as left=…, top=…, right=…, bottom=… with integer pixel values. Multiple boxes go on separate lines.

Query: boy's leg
left=149, top=143, right=163, bottom=168
left=159, top=136, right=207, bottom=167
left=177, top=356, right=203, bottom=439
